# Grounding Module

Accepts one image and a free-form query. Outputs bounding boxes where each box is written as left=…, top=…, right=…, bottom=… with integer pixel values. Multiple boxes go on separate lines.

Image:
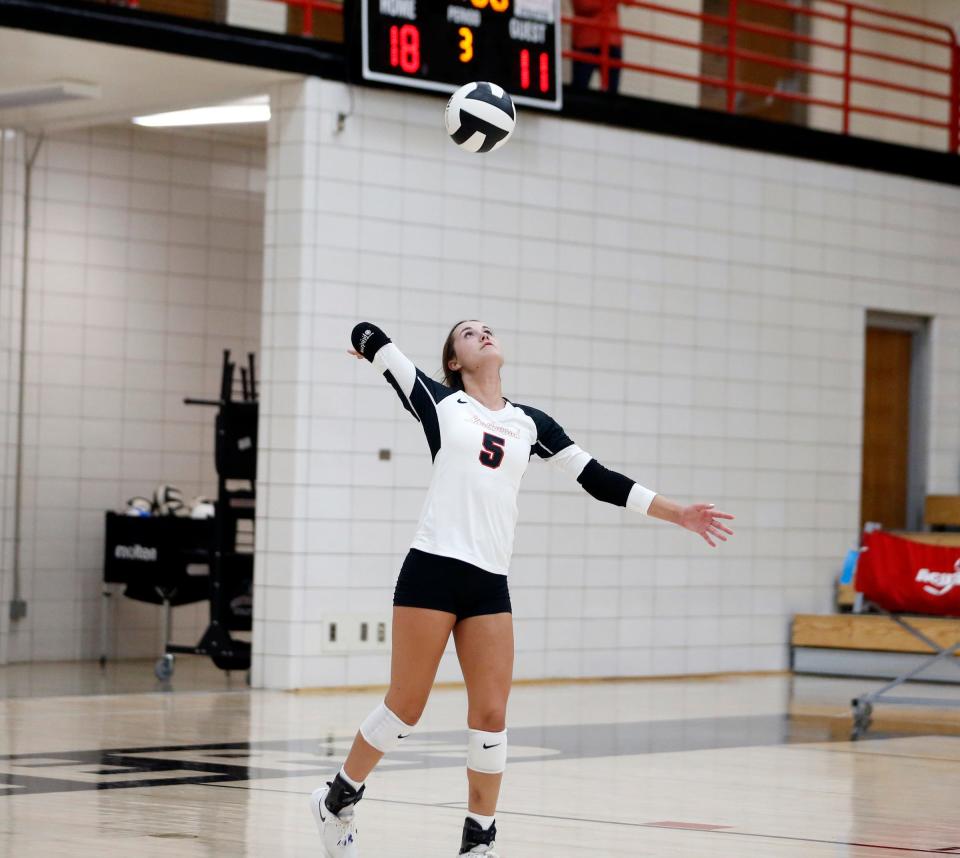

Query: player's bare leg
left=453, top=613, right=514, bottom=856
left=311, top=606, right=456, bottom=857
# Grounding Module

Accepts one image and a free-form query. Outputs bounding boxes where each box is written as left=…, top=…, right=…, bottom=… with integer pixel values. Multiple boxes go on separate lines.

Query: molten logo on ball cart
left=915, top=559, right=960, bottom=597
left=115, top=544, right=158, bottom=562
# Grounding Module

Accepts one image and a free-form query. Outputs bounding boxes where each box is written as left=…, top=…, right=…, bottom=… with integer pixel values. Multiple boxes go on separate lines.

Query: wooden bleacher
left=793, top=614, right=960, bottom=656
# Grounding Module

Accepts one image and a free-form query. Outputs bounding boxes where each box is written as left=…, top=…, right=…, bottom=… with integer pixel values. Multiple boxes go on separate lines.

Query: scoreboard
left=361, top=0, right=562, bottom=110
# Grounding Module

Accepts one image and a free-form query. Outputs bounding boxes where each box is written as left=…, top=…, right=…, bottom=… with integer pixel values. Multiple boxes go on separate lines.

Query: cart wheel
left=155, top=654, right=175, bottom=681
left=851, top=699, right=873, bottom=740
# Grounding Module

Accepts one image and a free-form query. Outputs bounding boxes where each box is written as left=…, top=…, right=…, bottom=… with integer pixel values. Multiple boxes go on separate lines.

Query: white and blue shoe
left=310, top=774, right=363, bottom=857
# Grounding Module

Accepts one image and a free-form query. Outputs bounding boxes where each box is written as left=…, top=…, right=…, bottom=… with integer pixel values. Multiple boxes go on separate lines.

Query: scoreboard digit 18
left=361, top=0, right=562, bottom=110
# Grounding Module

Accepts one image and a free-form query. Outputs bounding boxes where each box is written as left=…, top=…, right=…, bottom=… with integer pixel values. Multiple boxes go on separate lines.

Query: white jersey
left=372, top=341, right=656, bottom=576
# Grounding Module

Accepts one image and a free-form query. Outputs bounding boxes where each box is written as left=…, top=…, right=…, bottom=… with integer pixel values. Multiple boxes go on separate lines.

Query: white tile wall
left=1, top=125, right=264, bottom=663
left=0, top=130, right=26, bottom=667
left=257, top=76, right=960, bottom=691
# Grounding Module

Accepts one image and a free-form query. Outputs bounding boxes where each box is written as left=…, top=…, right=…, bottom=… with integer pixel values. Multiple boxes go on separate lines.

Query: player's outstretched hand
left=347, top=349, right=364, bottom=360
left=679, top=504, right=735, bottom=548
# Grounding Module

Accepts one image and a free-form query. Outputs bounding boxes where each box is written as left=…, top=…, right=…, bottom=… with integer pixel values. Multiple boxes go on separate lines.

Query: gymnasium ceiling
left=0, top=26, right=300, bottom=139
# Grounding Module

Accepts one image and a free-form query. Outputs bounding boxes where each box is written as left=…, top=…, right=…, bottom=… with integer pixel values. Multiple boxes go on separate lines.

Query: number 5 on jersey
left=479, top=433, right=506, bottom=469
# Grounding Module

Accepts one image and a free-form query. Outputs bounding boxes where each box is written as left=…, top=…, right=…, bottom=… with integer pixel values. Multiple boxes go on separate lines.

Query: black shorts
left=393, top=549, right=512, bottom=622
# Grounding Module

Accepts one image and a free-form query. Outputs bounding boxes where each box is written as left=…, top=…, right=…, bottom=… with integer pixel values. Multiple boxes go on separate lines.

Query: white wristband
left=627, top=484, right=657, bottom=515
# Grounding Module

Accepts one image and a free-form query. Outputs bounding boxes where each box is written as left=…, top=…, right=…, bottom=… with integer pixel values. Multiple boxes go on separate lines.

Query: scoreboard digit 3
left=361, top=0, right=562, bottom=110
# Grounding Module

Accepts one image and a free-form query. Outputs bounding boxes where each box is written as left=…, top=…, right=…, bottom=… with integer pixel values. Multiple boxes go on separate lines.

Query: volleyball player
left=310, top=320, right=735, bottom=857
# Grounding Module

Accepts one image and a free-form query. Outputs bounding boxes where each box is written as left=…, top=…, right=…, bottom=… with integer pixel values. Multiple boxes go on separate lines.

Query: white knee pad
left=359, top=702, right=416, bottom=754
left=467, top=728, right=507, bottom=774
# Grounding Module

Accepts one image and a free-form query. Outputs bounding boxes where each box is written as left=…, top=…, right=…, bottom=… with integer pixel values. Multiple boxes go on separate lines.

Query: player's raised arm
left=518, top=403, right=735, bottom=548
left=349, top=322, right=415, bottom=389
left=349, top=323, right=456, bottom=457
left=349, top=320, right=423, bottom=415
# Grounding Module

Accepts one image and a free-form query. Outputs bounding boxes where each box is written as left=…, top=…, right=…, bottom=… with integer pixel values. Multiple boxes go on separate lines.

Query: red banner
left=856, top=531, right=960, bottom=616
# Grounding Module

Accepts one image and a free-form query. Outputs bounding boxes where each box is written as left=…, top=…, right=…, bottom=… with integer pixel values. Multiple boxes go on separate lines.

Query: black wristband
left=351, top=322, right=392, bottom=362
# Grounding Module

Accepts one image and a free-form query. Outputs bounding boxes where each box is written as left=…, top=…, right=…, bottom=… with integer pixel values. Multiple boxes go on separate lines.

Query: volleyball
left=444, top=81, right=516, bottom=153
left=154, top=483, right=186, bottom=516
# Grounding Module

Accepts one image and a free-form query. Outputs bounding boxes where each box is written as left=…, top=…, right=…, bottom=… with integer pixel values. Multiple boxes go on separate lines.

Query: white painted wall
left=0, top=125, right=264, bottom=663
left=254, top=76, right=960, bottom=691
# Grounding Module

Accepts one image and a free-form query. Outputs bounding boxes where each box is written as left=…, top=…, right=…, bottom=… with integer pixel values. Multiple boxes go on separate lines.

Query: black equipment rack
left=160, top=349, right=258, bottom=679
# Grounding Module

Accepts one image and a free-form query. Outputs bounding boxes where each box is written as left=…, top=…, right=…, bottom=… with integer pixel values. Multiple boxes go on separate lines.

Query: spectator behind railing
left=570, top=0, right=622, bottom=93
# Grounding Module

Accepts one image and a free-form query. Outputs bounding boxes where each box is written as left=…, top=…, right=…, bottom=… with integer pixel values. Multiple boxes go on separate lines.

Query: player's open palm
left=680, top=504, right=735, bottom=548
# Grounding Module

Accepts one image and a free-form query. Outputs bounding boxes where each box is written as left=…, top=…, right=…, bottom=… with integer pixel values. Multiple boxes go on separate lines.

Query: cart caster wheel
left=851, top=700, right=873, bottom=740
left=155, top=654, right=175, bottom=681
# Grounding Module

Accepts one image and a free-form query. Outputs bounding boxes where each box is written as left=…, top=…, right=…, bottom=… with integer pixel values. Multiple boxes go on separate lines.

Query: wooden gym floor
left=1, top=663, right=959, bottom=856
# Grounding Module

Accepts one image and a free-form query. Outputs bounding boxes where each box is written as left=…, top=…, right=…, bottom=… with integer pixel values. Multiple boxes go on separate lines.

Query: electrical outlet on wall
left=354, top=616, right=392, bottom=651
left=371, top=616, right=391, bottom=650
left=320, top=615, right=391, bottom=652
left=320, top=616, right=348, bottom=653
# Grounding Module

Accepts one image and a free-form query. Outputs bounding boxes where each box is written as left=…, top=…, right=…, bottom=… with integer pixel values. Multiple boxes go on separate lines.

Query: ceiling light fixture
left=0, top=81, right=101, bottom=110
left=133, top=96, right=270, bottom=128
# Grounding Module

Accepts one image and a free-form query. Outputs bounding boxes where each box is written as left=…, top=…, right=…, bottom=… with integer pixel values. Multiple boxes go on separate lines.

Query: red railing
left=564, top=0, right=959, bottom=153
left=106, top=0, right=960, bottom=153
left=271, top=0, right=342, bottom=35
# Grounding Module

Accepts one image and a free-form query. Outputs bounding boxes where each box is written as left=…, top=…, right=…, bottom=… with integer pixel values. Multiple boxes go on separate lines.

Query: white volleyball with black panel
left=154, top=484, right=186, bottom=517
left=444, top=81, right=516, bottom=153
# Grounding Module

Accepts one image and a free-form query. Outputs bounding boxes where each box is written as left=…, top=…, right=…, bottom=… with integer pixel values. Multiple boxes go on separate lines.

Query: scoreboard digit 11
left=361, top=0, right=562, bottom=110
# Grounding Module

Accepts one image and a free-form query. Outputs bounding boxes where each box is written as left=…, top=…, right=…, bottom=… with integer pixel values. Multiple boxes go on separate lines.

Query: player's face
left=451, top=320, right=502, bottom=372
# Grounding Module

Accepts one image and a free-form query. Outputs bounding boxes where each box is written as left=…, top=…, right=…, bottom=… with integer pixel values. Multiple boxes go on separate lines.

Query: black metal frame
left=166, top=350, right=257, bottom=674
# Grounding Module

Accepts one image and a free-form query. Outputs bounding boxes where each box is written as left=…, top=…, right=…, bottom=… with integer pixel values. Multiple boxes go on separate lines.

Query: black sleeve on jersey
left=577, top=459, right=634, bottom=507
left=351, top=322, right=391, bottom=361
left=404, top=369, right=457, bottom=462
left=518, top=402, right=634, bottom=507
left=515, top=403, right=575, bottom=459
left=384, top=370, right=417, bottom=421
left=352, top=320, right=455, bottom=461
